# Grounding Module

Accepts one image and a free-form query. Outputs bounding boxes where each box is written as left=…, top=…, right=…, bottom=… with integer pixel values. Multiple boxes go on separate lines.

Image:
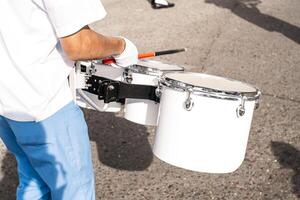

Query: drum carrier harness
left=80, top=63, right=160, bottom=104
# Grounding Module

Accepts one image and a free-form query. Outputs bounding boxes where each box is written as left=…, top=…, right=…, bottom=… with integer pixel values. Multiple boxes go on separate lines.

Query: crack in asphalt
left=201, top=27, right=223, bottom=72
left=201, top=10, right=235, bottom=72
left=263, top=93, right=300, bottom=104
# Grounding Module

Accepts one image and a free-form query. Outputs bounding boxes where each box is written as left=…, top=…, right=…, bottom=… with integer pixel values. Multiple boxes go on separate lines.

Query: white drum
left=74, top=60, right=124, bottom=112
left=124, top=60, right=184, bottom=126
left=153, top=72, right=261, bottom=173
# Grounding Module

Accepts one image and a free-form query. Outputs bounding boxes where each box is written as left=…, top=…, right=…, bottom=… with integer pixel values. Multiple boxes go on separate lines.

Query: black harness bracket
left=83, top=75, right=160, bottom=104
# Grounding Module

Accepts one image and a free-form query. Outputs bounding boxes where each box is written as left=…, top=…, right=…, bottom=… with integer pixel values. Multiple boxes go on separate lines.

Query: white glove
left=113, top=37, right=138, bottom=67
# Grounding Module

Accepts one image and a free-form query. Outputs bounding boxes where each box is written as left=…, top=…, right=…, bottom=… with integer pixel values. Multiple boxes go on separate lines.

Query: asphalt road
left=0, top=0, right=299, bottom=199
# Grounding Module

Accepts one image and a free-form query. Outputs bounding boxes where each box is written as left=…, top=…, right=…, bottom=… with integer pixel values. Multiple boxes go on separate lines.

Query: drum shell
left=124, top=73, right=159, bottom=126
left=153, top=86, right=256, bottom=173
left=76, top=63, right=123, bottom=112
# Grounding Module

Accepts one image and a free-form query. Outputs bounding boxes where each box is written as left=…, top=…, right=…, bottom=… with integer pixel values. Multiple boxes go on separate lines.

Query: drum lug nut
left=236, top=105, right=245, bottom=117
left=155, top=80, right=162, bottom=97
left=236, top=96, right=246, bottom=117
left=155, top=88, right=162, bottom=98
left=108, top=85, right=115, bottom=91
left=184, top=90, right=194, bottom=111
left=185, top=98, right=194, bottom=111
left=254, top=91, right=261, bottom=110
left=123, top=71, right=133, bottom=84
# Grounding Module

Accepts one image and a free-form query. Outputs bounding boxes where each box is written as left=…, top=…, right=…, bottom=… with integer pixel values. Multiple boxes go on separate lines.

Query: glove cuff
left=114, top=37, right=129, bottom=59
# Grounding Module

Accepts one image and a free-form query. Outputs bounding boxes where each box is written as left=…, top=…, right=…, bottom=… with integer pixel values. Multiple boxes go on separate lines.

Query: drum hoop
left=161, top=72, right=261, bottom=101
left=128, top=61, right=184, bottom=77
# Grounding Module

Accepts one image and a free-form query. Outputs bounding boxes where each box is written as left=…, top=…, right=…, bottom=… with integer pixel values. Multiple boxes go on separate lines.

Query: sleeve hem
left=55, top=11, right=107, bottom=38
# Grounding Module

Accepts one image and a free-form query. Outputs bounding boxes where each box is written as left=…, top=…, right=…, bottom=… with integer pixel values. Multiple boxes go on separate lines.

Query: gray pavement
left=1, top=0, right=300, bottom=199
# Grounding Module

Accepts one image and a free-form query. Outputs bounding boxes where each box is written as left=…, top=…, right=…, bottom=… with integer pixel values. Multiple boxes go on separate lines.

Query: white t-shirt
left=0, top=0, right=106, bottom=121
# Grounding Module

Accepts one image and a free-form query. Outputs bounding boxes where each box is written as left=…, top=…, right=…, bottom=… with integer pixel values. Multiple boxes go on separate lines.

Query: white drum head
left=138, top=60, right=184, bottom=71
left=164, top=72, right=258, bottom=95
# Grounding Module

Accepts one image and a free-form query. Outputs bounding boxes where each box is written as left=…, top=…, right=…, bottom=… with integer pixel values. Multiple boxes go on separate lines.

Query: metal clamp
left=184, top=89, right=194, bottom=111
left=236, top=96, right=247, bottom=117
left=77, top=61, right=97, bottom=76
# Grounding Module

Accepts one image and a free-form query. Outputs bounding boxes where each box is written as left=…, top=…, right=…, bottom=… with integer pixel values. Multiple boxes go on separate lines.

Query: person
left=0, top=0, right=138, bottom=199
left=151, top=0, right=175, bottom=9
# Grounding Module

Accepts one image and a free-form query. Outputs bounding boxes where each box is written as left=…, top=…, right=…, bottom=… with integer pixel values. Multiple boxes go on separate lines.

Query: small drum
left=74, top=60, right=124, bottom=112
left=124, top=60, right=184, bottom=126
left=153, top=72, right=261, bottom=173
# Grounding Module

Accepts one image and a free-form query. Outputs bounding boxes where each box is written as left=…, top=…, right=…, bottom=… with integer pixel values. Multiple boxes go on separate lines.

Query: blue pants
left=0, top=102, right=95, bottom=200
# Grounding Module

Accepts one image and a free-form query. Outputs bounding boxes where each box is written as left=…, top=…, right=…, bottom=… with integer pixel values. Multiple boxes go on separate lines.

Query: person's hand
left=113, top=37, right=138, bottom=67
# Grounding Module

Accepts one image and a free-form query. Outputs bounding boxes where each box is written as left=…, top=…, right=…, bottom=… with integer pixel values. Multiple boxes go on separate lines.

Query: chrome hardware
left=84, top=75, right=92, bottom=83
left=184, top=90, right=194, bottom=111
left=161, top=72, right=261, bottom=102
left=86, top=63, right=97, bottom=75
left=254, top=91, right=261, bottom=109
left=236, top=96, right=246, bottom=118
left=90, top=66, right=97, bottom=74
left=107, top=85, right=115, bottom=91
left=155, top=88, right=161, bottom=98
left=85, top=83, right=92, bottom=89
left=76, top=61, right=97, bottom=79
left=155, top=80, right=162, bottom=97
left=123, top=71, right=133, bottom=84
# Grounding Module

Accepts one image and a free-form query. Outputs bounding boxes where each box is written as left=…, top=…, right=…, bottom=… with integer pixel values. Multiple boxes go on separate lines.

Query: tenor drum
left=124, top=60, right=184, bottom=126
left=75, top=60, right=124, bottom=112
left=153, top=72, right=261, bottom=173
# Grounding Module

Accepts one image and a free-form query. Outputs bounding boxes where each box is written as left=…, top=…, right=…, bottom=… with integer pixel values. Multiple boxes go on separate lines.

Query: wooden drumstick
left=102, top=48, right=187, bottom=65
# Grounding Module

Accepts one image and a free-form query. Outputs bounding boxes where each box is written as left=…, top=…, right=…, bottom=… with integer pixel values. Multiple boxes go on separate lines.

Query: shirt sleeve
left=43, top=0, right=107, bottom=37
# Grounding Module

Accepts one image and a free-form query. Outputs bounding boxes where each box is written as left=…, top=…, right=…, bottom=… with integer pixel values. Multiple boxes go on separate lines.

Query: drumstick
left=102, top=48, right=187, bottom=65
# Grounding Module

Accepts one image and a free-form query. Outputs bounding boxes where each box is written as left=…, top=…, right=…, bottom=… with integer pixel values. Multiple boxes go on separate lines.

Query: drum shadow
left=271, top=141, right=300, bottom=198
left=83, top=109, right=153, bottom=171
left=0, top=152, right=18, bottom=200
left=205, top=0, right=300, bottom=44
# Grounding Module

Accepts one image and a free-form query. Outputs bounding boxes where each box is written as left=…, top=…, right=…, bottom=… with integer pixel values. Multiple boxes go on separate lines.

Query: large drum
left=74, top=60, right=124, bottom=112
left=153, top=72, right=261, bottom=173
left=124, top=60, right=184, bottom=126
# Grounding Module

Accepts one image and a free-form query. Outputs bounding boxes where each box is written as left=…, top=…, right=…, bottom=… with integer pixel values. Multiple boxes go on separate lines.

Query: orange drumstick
left=137, top=52, right=155, bottom=59
left=102, top=48, right=186, bottom=65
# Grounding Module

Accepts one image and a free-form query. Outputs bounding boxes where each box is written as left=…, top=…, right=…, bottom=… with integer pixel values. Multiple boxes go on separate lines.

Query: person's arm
left=60, top=26, right=125, bottom=61
left=42, top=0, right=137, bottom=66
